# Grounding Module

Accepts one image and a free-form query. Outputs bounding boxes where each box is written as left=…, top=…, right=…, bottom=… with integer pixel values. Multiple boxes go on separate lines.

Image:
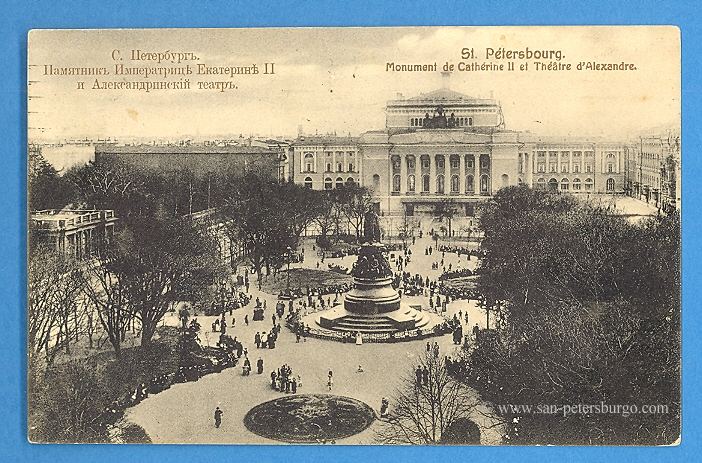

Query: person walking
left=257, top=357, right=264, bottom=374
left=255, top=332, right=261, bottom=349
left=214, top=407, right=223, bottom=428
left=327, top=370, right=334, bottom=391
left=245, top=314, right=249, bottom=326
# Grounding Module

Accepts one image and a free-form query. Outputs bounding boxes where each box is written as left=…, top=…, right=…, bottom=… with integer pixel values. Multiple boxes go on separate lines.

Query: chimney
left=441, top=71, right=451, bottom=89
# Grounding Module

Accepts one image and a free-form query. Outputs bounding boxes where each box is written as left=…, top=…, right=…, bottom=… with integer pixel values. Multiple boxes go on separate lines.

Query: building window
left=573, top=178, right=581, bottom=190
left=537, top=151, right=546, bottom=158
left=304, top=153, right=314, bottom=173
left=466, top=155, right=475, bottom=169
left=561, top=164, right=569, bottom=173
left=336, top=177, right=344, bottom=189
left=349, top=163, right=354, bottom=172
left=466, top=175, right=474, bottom=193
left=324, top=177, right=333, bottom=190
left=436, top=156, right=445, bottom=170
left=421, top=156, right=430, bottom=169
left=450, top=155, right=460, bottom=169
left=480, top=154, right=490, bottom=169
left=422, top=174, right=430, bottom=192
left=392, top=174, right=401, bottom=192
left=548, top=178, right=558, bottom=192
left=537, top=163, right=546, bottom=173
left=337, top=163, right=343, bottom=172
left=585, top=178, right=593, bottom=190
left=573, top=164, right=580, bottom=173
left=606, top=178, right=615, bottom=192
left=436, top=174, right=445, bottom=194
left=501, top=174, right=509, bottom=188
left=586, top=164, right=593, bottom=173
left=407, top=174, right=416, bottom=192
left=560, top=178, right=569, bottom=190
left=607, top=163, right=614, bottom=173
left=304, top=177, right=313, bottom=189
left=480, top=175, right=490, bottom=193
left=468, top=117, right=473, bottom=126
left=407, top=156, right=416, bottom=169
left=392, top=156, right=401, bottom=172
left=372, top=174, right=380, bottom=189
left=451, top=175, right=460, bottom=193
left=346, top=177, right=355, bottom=186
left=549, top=162, right=557, bottom=173
left=537, top=178, right=546, bottom=190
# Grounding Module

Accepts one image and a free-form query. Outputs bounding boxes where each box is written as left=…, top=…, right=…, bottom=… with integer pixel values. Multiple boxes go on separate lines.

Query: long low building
left=95, top=143, right=287, bottom=180
left=29, top=209, right=117, bottom=259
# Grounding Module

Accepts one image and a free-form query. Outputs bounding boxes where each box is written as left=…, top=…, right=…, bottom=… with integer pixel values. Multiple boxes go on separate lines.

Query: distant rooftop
left=95, top=144, right=280, bottom=155
left=292, top=135, right=359, bottom=147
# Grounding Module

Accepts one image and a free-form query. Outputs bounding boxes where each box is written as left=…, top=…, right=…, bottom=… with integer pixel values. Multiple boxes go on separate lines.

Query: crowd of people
left=271, top=363, right=301, bottom=393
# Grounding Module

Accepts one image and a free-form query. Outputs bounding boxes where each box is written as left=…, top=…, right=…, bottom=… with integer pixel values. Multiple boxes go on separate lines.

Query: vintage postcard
left=27, top=26, right=681, bottom=445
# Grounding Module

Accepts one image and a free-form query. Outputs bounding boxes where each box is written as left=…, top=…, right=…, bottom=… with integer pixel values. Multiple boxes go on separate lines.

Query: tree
left=375, top=351, right=479, bottom=444
left=468, top=186, right=681, bottom=444
left=27, top=248, right=84, bottom=367
left=81, top=251, right=134, bottom=360
left=113, top=216, right=225, bottom=347
left=28, top=146, right=77, bottom=210
left=337, top=184, right=373, bottom=241
left=434, top=197, right=458, bottom=239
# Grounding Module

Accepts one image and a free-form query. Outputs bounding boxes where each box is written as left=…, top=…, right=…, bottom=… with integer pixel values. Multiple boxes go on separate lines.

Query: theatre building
left=292, top=82, right=628, bottom=231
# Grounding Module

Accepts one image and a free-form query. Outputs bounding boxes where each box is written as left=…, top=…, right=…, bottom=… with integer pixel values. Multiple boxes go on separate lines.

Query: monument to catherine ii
left=314, top=209, right=442, bottom=340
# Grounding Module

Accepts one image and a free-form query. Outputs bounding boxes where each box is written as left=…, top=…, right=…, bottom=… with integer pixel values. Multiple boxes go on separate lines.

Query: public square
left=125, top=233, right=503, bottom=444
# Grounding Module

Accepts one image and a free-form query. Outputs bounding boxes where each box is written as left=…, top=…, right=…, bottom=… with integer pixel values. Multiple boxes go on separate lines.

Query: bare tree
left=28, top=249, right=84, bottom=367
left=81, top=254, right=134, bottom=359
left=376, top=351, right=480, bottom=444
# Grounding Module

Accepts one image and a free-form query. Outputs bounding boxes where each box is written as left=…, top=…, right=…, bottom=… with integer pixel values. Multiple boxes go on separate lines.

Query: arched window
left=324, top=177, right=333, bottom=190
left=336, top=177, right=344, bottom=189
left=372, top=174, right=381, bottom=190
left=392, top=174, right=401, bottom=193
left=537, top=178, right=546, bottom=190
left=304, top=177, right=313, bottom=189
left=436, top=174, right=445, bottom=194
left=346, top=177, right=355, bottom=186
left=560, top=178, right=570, bottom=191
left=501, top=173, right=509, bottom=188
left=304, top=153, right=314, bottom=173
left=585, top=178, right=594, bottom=190
left=548, top=178, right=558, bottom=192
left=466, top=175, right=474, bottom=193
left=422, top=174, right=430, bottom=193
left=480, top=175, right=490, bottom=194
left=407, top=174, right=416, bottom=192
left=606, top=178, right=615, bottom=192
left=468, top=117, right=473, bottom=126
left=572, top=178, right=581, bottom=191
left=450, top=175, right=460, bottom=193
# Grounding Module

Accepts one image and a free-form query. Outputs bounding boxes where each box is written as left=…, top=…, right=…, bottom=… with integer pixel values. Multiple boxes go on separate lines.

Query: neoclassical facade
left=290, top=86, right=628, bottom=219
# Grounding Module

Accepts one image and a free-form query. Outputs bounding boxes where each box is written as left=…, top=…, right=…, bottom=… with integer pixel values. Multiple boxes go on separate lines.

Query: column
left=474, top=154, right=480, bottom=194
left=459, top=154, right=465, bottom=193
left=400, top=153, right=407, bottom=194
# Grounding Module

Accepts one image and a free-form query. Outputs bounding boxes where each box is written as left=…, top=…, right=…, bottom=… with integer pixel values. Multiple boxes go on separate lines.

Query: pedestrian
left=245, top=314, right=249, bottom=326
left=255, top=332, right=261, bottom=348
left=257, top=357, right=264, bottom=374
left=327, top=370, right=333, bottom=391
left=214, top=407, right=223, bottom=428
left=380, top=397, right=389, bottom=418
left=422, top=366, right=429, bottom=386
left=426, top=341, right=431, bottom=352
left=291, top=377, right=298, bottom=393
left=415, top=366, right=422, bottom=386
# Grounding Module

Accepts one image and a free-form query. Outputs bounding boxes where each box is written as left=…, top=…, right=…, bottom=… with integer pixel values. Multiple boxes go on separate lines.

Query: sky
left=28, top=26, right=680, bottom=142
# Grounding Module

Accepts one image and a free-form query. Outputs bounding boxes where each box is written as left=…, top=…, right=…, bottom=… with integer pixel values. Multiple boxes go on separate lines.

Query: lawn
left=260, top=268, right=353, bottom=295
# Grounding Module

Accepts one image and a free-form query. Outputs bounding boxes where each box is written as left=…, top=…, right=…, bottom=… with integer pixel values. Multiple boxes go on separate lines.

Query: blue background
left=2, top=0, right=699, bottom=461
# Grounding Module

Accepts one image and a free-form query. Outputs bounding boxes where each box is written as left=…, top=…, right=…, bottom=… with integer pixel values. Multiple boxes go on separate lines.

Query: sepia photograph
left=26, top=26, right=681, bottom=445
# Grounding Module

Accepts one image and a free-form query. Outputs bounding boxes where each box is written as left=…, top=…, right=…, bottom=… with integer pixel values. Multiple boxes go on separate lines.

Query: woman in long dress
left=355, top=331, right=363, bottom=345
